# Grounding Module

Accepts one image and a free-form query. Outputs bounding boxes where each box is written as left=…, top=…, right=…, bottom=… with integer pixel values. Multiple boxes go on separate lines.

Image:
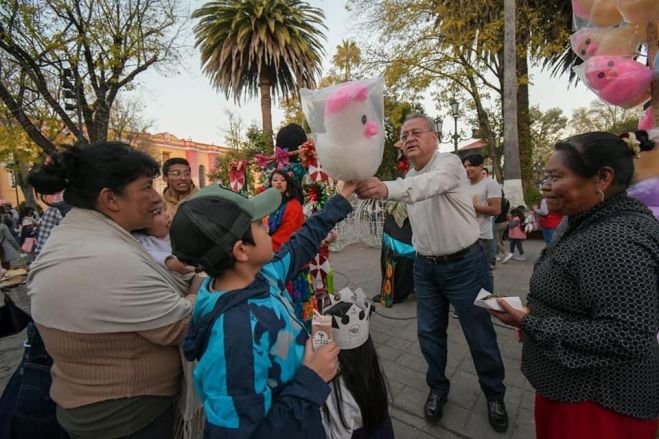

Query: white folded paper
left=473, top=289, right=524, bottom=312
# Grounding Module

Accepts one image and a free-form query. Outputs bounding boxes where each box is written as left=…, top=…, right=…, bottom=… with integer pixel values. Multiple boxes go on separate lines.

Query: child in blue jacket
left=170, top=183, right=355, bottom=438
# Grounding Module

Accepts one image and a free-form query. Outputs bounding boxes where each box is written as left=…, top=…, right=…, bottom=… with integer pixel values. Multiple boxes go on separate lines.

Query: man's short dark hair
left=163, top=157, right=190, bottom=175
left=462, top=153, right=485, bottom=167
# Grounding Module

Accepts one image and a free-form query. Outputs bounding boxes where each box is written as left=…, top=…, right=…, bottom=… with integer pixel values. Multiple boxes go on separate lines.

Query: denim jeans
left=510, top=239, right=524, bottom=255
left=414, top=245, right=506, bottom=402
left=0, top=323, right=69, bottom=439
left=478, top=238, right=495, bottom=292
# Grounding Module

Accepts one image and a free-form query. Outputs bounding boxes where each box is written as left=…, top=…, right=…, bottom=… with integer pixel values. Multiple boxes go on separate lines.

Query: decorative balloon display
left=570, top=0, right=659, bottom=129
left=570, top=27, right=639, bottom=60
left=300, top=77, right=385, bottom=181
left=575, top=55, right=653, bottom=108
left=614, top=0, right=659, bottom=25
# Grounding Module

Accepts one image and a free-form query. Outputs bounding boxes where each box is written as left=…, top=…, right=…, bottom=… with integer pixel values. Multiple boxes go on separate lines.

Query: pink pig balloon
left=582, top=56, right=653, bottom=108
left=570, top=27, right=639, bottom=60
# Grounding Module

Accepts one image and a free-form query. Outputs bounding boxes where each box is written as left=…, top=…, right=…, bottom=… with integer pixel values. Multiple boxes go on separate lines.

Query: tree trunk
left=17, top=161, right=37, bottom=208
left=467, top=73, right=502, bottom=181
left=259, top=72, right=274, bottom=149
left=503, top=0, right=524, bottom=207
left=516, top=34, right=533, bottom=201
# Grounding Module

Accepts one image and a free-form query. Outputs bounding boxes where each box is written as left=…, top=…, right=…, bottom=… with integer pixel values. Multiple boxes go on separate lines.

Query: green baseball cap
left=190, top=185, right=282, bottom=221
left=170, top=186, right=282, bottom=271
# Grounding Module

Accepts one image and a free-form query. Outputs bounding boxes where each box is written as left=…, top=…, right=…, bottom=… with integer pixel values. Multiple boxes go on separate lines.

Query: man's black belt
left=419, top=242, right=479, bottom=264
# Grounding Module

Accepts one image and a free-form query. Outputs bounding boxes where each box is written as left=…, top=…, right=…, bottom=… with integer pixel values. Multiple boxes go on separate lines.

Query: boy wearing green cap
left=170, top=183, right=356, bottom=438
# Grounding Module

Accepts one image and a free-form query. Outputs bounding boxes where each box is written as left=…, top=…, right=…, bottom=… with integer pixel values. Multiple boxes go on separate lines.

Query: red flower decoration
left=254, top=153, right=272, bottom=170
left=229, top=159, right=247, bottom=191
left=274, top=147, right=290, bottom=169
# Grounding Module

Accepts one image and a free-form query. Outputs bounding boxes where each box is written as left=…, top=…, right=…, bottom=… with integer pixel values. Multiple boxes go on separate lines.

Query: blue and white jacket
left=183, top=195, right=353, bottom=438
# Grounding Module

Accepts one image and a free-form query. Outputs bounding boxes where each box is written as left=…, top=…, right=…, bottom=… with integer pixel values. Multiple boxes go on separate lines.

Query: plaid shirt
left=35, top=206, right=63, bottom=255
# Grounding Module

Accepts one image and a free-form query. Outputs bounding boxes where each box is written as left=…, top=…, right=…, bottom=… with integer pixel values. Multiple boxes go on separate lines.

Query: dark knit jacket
left=521, top=193, right=659, bottom=420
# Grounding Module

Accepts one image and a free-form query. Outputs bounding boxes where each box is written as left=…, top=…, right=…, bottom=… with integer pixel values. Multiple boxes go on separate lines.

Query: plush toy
left=615, top=0, right=659, bottom=24
left=315, top=82, right=385, bottom=181
left=572, top=0, right=594, bottom=20
left=579, top=56, right=653, bottom=108
left=591, top=0, right=624, bottom=26
left=573, top=0, right=624, bottom=26
left=570, top=27, right=639, bottom=60
left=631, top=22, right=659, bottom=42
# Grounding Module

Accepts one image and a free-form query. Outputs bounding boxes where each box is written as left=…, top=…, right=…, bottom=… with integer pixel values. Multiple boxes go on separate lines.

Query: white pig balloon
left=300, top=78, right=385, bottom=181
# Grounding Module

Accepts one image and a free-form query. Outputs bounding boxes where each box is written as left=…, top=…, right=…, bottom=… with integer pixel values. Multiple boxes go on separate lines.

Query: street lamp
left=434, top=99, right=471, bottom=152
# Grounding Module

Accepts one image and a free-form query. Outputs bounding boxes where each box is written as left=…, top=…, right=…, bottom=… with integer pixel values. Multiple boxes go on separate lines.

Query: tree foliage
left=377, top=96, right=422, bottom=181
left=333, top=39, right=361, bottom=82
left=569, top=100, right=641, bottom=135
left=192, top=0, right=326, bottom=147
left=0, top=0, right=185, bottom=154
left=109, top=95, right=155, bottom=155
left=529, top=105, right=567, bottom=182
left=348, top=0, right=572, bottom=201
left=209, top=122, right=271, bottom=187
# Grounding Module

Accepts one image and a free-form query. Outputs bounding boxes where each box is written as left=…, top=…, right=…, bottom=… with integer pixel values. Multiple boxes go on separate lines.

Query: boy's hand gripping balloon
left=300, top=78, right=385, bottom=181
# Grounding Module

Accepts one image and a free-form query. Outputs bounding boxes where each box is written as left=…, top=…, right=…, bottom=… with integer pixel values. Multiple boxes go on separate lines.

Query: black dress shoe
left=424, top=391, right=447, bottom=422
left=487, top=400, right=509, bottom=432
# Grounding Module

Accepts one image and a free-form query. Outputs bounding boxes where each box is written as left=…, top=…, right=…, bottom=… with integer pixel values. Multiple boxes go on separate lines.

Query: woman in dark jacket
left=491, top=132, right=659, bottom=439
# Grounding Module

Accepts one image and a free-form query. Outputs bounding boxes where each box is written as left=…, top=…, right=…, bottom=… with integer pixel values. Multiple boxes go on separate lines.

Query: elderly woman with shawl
left=27, top=142, right=197, bottom=439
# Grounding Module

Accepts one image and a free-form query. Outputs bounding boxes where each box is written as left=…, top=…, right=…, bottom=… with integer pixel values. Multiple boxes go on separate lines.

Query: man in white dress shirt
left=356, top=114, right=508, bottom=432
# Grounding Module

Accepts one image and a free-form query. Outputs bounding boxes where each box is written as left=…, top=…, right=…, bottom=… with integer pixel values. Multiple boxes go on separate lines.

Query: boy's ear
left=232, top=240, right=249, bottom=262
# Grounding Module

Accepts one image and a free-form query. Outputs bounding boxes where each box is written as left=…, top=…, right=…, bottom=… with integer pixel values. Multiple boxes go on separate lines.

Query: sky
left=133, top=0, right=598, bottom=148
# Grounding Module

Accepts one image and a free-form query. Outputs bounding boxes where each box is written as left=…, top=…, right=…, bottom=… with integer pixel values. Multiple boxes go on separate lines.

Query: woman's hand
left=303, top=338, right=339, bottom=382
left=489, top=299, right=529, bottom=328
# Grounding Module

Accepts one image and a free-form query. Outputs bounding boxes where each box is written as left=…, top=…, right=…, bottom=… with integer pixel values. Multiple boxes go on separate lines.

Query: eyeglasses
left=400, top=128, right=435, bottom=142
left=167, top=170, right=191, bottom=178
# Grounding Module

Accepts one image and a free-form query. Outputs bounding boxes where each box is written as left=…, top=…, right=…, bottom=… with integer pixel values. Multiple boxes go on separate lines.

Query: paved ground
left=0, top=240, right=544, bottom=438
left=329, top=240, right=543, bottom=439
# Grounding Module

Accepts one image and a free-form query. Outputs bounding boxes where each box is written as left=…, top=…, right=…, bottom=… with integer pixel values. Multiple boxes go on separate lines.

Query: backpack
left=495, top=196, right=510, bottom=224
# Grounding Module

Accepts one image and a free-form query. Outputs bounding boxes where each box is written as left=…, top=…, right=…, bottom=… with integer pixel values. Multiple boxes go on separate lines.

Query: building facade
left=135, top=132, right=231, bottom=193
left=0, top=132, right=231, bottom=208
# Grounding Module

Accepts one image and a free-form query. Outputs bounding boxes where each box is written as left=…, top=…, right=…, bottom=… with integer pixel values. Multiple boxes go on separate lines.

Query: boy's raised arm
left=268, top=182, right=355, bottom=284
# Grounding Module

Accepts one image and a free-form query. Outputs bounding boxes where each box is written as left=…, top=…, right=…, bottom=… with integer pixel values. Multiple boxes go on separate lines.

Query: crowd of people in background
left=0, top=117, right=657, bottom=439
left=0, top=203, right=52, bottom=271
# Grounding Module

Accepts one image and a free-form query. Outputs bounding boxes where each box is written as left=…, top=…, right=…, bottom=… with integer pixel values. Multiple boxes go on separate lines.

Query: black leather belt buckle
left=422, top=242, right=478, bottom=264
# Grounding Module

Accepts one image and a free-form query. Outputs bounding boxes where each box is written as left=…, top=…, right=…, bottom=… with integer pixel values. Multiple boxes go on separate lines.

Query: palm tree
left=333, top=39, right=361, bottom=81
left=503, top=0, right=523, bottom=207
left=192, top=0, right=326, bottom=148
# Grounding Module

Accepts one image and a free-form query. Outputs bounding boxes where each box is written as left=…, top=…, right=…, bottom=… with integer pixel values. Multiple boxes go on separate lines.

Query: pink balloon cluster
left=570, top=0, right=658, bottom=116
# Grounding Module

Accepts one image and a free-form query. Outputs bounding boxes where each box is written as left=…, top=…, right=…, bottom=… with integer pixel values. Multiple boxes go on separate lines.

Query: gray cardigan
left=521, top=194, right=659, bottom=420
